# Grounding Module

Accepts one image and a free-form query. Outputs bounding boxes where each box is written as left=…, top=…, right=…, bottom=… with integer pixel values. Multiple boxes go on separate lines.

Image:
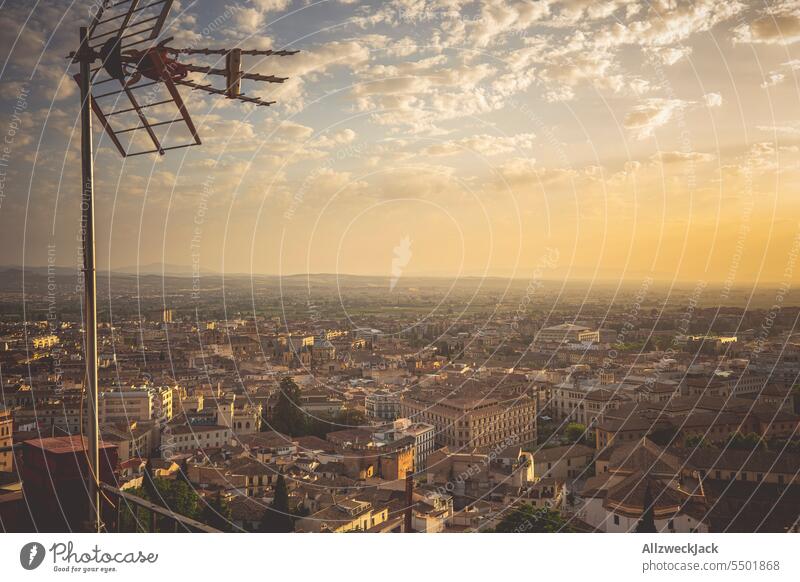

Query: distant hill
left=113, top=262, right=217, bottom=276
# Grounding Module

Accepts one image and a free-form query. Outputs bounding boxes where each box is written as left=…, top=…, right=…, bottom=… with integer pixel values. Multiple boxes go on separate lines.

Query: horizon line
left=2, top=264, right=798, bottom=287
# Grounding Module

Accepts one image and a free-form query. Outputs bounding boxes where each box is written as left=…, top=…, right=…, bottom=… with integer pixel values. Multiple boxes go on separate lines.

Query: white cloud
left=653, top=151, right=715, bottom=164
left=704, top=92, right=722, bottom=108
left=734, top=7, right=800, bottom=45
left=649, top=46, right=692, bottom=66
left=251, top=0, right=292, bottom=12
left=759, top=60, right=800, bottom=89
left=624, top=98, right=691, bottom=140
left=423, top=133, right=536, bottom=157
left=761, top=71, right=786, bottom=89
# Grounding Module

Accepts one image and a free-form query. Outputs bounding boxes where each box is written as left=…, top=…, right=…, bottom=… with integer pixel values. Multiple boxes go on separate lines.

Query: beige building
left=552, top=381, right=631, bottom=427
left=162, top=424, right=232, bottom=456
left=0, top=407, right=13, bottom=473
left=296, top=499, right=389, bottom=532
left=188, top=458, right=278, bottom=497
left=99, top=390, right=154, bottom=425
left=537, top=324, right=590, bottom=344
left=232, top=404, right=262, bottom=435
left=100, top=420, right=159, bottom=462
left=154, top=386, right=174, bottom=421
left=530, top=444, right=594, bottom=482
left=400, top=392, right=536, bottom=450
left=580, top=438, right=800, bottom=532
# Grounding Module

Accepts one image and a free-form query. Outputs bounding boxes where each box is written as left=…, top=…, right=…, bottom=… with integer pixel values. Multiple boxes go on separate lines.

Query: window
left=613, top=515, right=619, bottom=526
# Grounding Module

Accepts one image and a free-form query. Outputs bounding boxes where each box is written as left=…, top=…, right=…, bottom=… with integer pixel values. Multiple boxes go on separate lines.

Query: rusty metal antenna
left=68, top=0, right=297, bottom=532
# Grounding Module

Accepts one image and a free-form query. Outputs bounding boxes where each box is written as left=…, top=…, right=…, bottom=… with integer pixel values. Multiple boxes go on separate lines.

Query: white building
left=536, top=323, right=591, bottom=344
left=365, top=391, right=400, bottom=421
left=98, top=390, right=153, bottom=425
left=162, top=424, right=232, bottom=457
left=374, top=418, right=436, bottom=472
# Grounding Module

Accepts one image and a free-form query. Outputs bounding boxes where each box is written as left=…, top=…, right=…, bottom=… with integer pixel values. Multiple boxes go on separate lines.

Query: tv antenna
left=68, top=0, right=298, bottom=532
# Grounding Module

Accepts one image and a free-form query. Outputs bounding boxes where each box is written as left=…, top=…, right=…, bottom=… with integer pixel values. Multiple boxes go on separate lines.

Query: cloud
left=624, top=98, right=691, bottom=140
left=423, top=133, right=536, bottom=157
left=312, top=128, right=357, bottom=148
left=704, top=92, right=722, bottom=108
left=232, top=7, right=266, bottom=34
left=625, top=0, right=745, bottom=47
left=260, top=40, right=372, bottom=80
left=465, top=0, right=552, bottom=47
left=251, top=0, right=292, bottom=12
left=761, top=71, right=786, bottom=88
left=734, top=8, right=800, bottom=45
left=653, top=151, right=715, bottom=164
left=759, top=60, right=800, bottom=88
left=756, top=123, right=800, bottom=137
left=649, top=46, right=692, bottom=65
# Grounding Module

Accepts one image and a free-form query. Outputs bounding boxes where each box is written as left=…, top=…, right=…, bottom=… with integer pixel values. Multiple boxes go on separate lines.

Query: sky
left=1, top=0, right=800, bottom=285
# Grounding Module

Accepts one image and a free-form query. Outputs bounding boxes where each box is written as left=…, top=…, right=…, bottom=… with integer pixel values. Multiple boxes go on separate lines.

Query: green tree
left=492, top=504, right=571, bottom=533
left=684, top=434, right=709, bottom=449
left=176, top=465, right=192, bottom=486
left=119, top=477, right=200, bottom=532
left=142, top=458, right=158, bottom=500
left=635, top=482, right=657, bottom=533
left=727, top=432, right=765, bottom=451
left=268, top=377, right=307, bottom=436
left=648, top=426, right=680, bottom=447
left=258, top=474, right=294, bottom=532
left=156, top=477, right=201, bottom=521
left=119, top=495, right=152, bottom=532
left=565, top=422, right=587, bottom=444
left=305, top=408, right=368, bottom=438
left=200, top=491, right=232, bottom=532
left=335, top=408, right=366, bottom=427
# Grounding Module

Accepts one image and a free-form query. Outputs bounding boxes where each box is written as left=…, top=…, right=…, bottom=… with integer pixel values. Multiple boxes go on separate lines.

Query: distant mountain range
left=0, top=263, right=524, bottom=282
left=0, top=264, right=789, bottom=289
left=0, top=263, right=216, bottom=278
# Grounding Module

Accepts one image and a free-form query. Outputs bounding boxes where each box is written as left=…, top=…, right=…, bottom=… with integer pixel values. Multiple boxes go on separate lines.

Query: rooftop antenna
left=68, top=0, right=297, bottom=532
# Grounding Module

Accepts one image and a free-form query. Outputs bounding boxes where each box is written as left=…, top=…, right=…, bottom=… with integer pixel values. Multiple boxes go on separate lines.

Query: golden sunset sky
left=1, top=0, right=800, bottom=284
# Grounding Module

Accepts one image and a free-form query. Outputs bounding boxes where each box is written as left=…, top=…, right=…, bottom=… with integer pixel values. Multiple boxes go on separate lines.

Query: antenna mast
left=69, top=0, right=298, bottom=532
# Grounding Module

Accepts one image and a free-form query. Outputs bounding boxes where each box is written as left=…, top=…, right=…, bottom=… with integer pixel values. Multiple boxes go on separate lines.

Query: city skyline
left=2, top=0, right=800, bottom=549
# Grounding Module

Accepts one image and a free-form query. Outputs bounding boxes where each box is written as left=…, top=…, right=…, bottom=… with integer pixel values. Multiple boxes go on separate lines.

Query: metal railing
left=99, top=482, right=220, bottom=532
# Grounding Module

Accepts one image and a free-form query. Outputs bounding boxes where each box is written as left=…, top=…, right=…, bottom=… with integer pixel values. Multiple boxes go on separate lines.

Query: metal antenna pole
left=78, top=26, right=101, bottom=533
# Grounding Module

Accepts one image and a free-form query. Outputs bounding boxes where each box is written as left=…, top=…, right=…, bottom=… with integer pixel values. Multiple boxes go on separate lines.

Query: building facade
left=400, top=393, right=536, bottom=450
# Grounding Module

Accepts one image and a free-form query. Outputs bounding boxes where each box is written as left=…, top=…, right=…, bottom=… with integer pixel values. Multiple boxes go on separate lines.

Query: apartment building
left=365, top=391, right=400, bottom=421
left=162, top=424, right=232, bottom=456
left=98, top=390, right=154, bottom=425
left=400, top=391, right=536, bottom=450
left=399, top=422, right=436, bottom=471
left=536, top=323, right=590, bottom=344
left=530, top=444, right=595, bottom=482
left=100, top=420, right=158, bottom=462
left=551, top=379, right=632, bottom=427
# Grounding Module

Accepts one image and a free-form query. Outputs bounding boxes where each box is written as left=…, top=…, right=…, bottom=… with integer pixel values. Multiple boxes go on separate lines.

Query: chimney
left=404, top=471, right=414, bottom=533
